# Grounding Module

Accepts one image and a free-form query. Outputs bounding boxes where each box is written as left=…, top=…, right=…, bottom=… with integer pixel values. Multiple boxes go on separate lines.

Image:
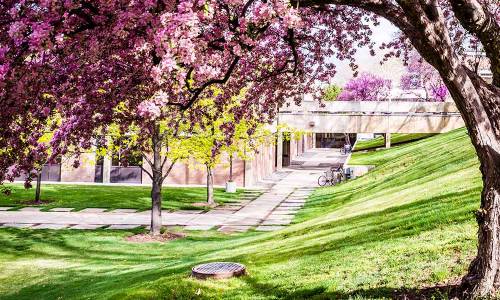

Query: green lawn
left=0, top=128, right=482, bottom=299
left=354, top=133, right=436, bottom=151
left=0, top=184, right=246, bottom=211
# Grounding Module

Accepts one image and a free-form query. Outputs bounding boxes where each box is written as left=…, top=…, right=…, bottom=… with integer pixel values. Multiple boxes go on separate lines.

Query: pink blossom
left=138, top=101, right=161, bottom=120
left=41, top=107, right=51, bottom=117
left=0, top=64, right=9, bottom=81
left=400, top=51, right=448, bottom=101
left=338, top=73, right=392, bottom=101
left=283, top=9, right=302, bottom=28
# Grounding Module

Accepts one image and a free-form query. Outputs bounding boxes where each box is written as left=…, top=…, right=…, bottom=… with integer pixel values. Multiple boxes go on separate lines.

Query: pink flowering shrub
left=400, top=51, right=448, bottom=101
left=338, top=73, right=392, bottom=101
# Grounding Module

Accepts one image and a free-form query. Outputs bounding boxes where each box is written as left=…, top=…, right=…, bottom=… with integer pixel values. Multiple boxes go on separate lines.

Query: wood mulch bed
left=125, top=232, right=186, bottom=243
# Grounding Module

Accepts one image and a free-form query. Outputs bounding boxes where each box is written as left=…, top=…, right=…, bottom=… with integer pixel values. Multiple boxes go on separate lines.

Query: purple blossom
left=400, top=51, right=448, bottom=102
left=338, top=73, right=392, bottom=101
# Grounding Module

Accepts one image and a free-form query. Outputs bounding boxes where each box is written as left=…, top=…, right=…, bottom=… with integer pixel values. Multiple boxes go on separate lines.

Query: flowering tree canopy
left=0, top=0, right=377, bottom=184
left=337, top=72, right=392, bottom=101
left=400, top=51, right=448, bottom=102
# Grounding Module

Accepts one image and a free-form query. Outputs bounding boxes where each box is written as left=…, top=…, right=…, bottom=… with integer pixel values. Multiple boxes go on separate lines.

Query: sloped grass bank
left=0, top=128, right=482, bottom=299
left=354, top=133, right=435, bottom=151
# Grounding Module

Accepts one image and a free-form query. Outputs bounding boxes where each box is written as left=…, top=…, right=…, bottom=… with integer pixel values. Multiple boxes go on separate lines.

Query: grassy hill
left=0, top=128, right=482, bottom=299
left=354, top=133, right=435, bottom=151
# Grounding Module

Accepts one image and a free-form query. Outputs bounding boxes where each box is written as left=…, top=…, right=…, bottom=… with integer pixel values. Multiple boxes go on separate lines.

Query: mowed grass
left=354, top=133, right=436, bottom=151
left=0, top=128, right=482, bottom=299
left=0, top=184, right=245, bottom=211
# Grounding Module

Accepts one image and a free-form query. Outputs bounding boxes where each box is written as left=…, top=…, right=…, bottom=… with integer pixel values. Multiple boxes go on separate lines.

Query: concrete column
left=385, top=133, right=391, bottom=148
left=276, top=132, right=283, bottom=170
left=102, top=155, right=112, bottom=183
left=312, top=133, right=316, bottom=148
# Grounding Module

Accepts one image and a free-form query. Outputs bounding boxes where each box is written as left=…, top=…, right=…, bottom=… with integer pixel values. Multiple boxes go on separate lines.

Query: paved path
left=0, top=148, right=347, bottom=232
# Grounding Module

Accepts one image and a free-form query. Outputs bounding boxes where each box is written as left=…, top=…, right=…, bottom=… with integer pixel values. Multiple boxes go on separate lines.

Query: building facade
left=27, top=132, right=314, bottom=188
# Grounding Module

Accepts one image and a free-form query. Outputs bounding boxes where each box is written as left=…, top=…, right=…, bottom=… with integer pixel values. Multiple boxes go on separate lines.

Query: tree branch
left=293, top=0, right=415, bottom=32
left=161, top=159, right=178, bottom=183
left=139, top=164, right=153, bottom=180
left=167, top=56, right=240, bottom=109
left=142, top=153, right=154, bottom=169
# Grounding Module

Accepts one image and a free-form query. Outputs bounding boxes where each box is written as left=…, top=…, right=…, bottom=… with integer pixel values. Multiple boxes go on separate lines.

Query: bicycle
left=318, top=166, right=345, bottom=186
left=340, top=144, right=352, bottom=155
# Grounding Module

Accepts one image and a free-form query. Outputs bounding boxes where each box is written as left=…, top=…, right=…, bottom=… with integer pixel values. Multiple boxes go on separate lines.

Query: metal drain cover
left=192, top=262, right=246, bottom=279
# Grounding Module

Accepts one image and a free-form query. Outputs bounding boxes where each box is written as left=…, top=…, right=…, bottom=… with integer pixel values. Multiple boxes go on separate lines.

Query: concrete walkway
left=0, top=148, right=347, bottom=232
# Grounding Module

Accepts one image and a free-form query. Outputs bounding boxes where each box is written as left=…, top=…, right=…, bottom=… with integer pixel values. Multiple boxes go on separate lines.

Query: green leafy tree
left=323, top=84, right=342, bottom=101
left=188, top=91, right=271, bottom=205
left=98, top=106, right=192, bottom=235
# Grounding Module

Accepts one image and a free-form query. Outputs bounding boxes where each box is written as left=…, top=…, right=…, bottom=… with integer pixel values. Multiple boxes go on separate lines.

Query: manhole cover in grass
left=192, top=262, right=246, bottom=279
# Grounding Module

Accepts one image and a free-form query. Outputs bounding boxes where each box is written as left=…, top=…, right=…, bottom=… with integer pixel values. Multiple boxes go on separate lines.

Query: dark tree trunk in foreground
left=34, top=171, right=42, bottom=204
left=452, top=70, right=500, bottom=298
left=206, top=165, right=215, bottom=206
left=297, top=0, right=500, bottom=297
left=390, top=5, right=500, bottom=297
left=150, top=123, right=163, bottom=235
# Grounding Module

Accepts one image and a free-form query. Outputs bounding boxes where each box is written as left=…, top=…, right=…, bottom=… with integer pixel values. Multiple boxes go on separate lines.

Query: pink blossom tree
left=338, top=72, right=392, bottom=101
left=400, top=51, right=449, bottom=101
left=0, top=1, right=350, bottom=234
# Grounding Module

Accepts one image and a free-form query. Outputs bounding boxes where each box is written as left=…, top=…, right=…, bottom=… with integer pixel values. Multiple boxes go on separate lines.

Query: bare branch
left=139, top=164, right=153, bottom=180
left=161, top=159, right=178, bottom=183
left=142, top=153, right=154, bottom=169
left=160, top=153, right=169, bottom=171
left=293, top=0, right=414, bottom=31
left=167, top=56, right=240, bottom=109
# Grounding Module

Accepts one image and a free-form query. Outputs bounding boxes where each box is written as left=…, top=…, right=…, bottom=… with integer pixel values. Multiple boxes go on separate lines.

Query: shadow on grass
left=242, top=275, right=460, bottom=299
left=0, top=187, right=474, bottom=300
left=226, top=188, right=478, bottom=267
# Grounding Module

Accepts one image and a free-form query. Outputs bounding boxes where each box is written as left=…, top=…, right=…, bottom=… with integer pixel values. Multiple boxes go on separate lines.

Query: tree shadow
left=241, top=275, right=461, bottom=299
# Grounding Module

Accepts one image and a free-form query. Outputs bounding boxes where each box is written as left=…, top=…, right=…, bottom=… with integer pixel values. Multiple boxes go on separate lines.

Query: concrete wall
left=141, top=154, right=246, bottom=187
left=289, top=133, right=314, bottom=159
left=284, top=100, right=460, bottom=114
left=280, top=113, right=464, bottom=134
left=279, top=100, right=464, bottom=134
left=60, top=152, right=96, bottom=182
left=55, top=139, right=279, bottom=187
left=246, top=142, right=277, bottom=186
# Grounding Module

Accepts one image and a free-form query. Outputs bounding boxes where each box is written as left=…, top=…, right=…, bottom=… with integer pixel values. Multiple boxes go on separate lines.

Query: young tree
left=100, top=106, right=191, bottom=235
left=337, top=72, right=392, bottom=101
left=188, top=92, right=270, bottom=205
left=400, top=51, right=449, bottom=101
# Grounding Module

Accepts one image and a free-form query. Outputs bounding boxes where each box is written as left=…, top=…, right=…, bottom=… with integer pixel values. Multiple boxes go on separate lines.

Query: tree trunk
left=229, top=154, right=233, bottom=182
left=34, top=171, right=42, bottom=204
left=439, top=67, right=500, bottom=299
left=206, top=165, right=215, bottom=206
left=150, top=123, right=163, bottom=235
left=150, top=176, right=162, bottom=235
left=377, top=6, right=500, bottom=296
